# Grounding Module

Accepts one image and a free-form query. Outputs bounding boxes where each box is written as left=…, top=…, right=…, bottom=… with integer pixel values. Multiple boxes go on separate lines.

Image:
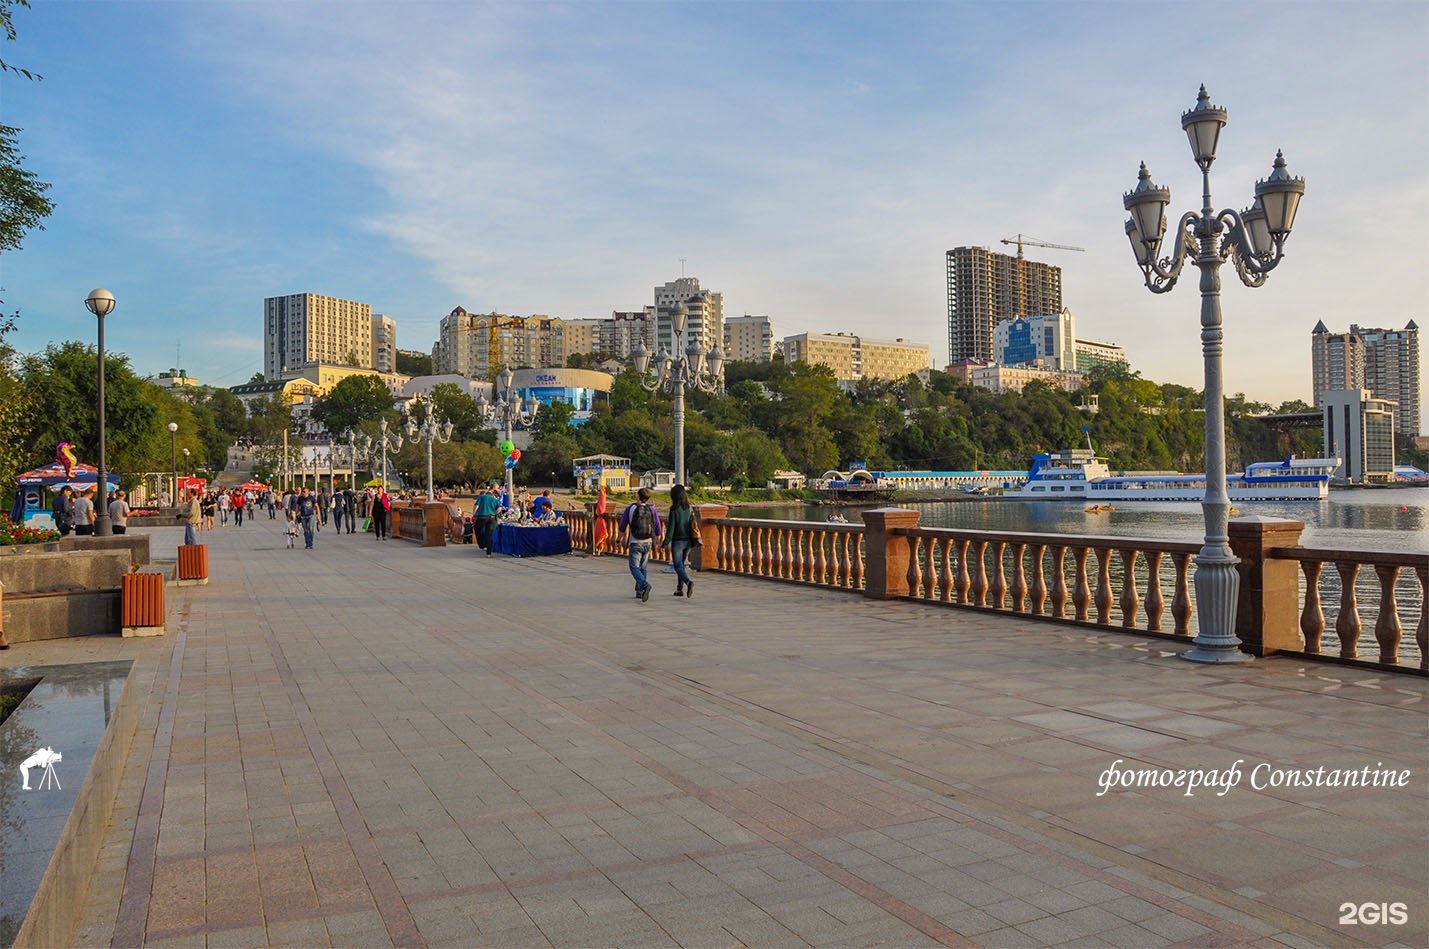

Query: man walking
left=297, top=487, right=318, bottom=549
left=619, top=487, right=662, bottom=602
left=184, top=488, right=202, bottom=546
left=332, top=488, right=346, bottom=534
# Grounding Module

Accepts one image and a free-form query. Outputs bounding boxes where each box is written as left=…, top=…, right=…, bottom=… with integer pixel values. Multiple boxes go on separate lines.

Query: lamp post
left=1123, top=85, right=1305, bottom=664
left=344, top=429, right=360, bottom=489
left=632, top=303, right=724, bottom=485
left=404, top=395, right=455, bottom=501
left=356, top=418, right=403, bottom=491
left=182, top=447, right=190, bottom=483
left=167, top=422, right=178, bottom=504
left=327, top=438, right=338, bottom=495
left=477, top=368, right=536, bottom=503
left=85, top=289, right=117, bottom=535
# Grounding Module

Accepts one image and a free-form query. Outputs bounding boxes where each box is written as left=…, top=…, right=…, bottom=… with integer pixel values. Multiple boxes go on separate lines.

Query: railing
left=686, top=504, right=1425, bottom=675
left=709, top=518, right=864, bottom=591
left=898, top=528, right=1201, bottom=635
left=1272, top=549, right=1428, bottom=667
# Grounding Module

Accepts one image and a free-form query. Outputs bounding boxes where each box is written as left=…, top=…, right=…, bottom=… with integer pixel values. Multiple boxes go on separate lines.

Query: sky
left=1, top=1, right=1426, bottom=428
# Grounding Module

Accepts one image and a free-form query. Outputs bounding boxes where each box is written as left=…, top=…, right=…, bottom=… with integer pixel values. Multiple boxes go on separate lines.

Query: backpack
left=629, top=502, right=655, bottom=540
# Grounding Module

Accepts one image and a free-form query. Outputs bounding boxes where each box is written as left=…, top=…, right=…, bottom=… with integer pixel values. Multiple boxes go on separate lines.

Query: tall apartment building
left=263, top=293, right=374, bottom=380
left=1312, top=321, right=1420, bottom=435
left=783, top=332, right=930, bottom=383
left=993, top=309, right=1077, bottom=370
left=946, top=246, right=1062, bottom=363
left=1322, top=388, right=1397, bottom=483
left=371, top=314, right=397, bottom=374
left=431, top=307, right=568, bottom=380
left=654, top=277, right=724, bottom=357
left=561, top=310, right=655, bottom=361
left=724, top=315, right=774, bottom=363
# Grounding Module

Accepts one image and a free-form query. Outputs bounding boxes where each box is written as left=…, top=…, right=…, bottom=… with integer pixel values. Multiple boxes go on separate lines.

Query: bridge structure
left=7, top=512, right=1424, bottom=947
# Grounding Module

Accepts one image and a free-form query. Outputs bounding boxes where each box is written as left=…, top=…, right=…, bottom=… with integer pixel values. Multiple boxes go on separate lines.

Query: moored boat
left=1005, top=451, right=1337, bottom=502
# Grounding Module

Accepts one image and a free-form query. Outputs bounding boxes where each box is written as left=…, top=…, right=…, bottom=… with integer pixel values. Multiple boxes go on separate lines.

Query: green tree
left=528, top=399, right=574, bottom=440
left=395, top=351, right=433, bottom=376
left=312, top=374, right=395, bottom=434
left=18, top=342, right=160, bottom=483
left=428, top=383, right=487, bottom=441
left=521, top=431, right=581, bottom=488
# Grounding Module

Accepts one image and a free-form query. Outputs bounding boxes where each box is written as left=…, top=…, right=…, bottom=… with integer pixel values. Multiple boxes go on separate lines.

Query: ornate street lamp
left=1123, top=85, right=1305, bottom=664
left=85, top=289, right=117, bottom=535
left=167, top=422, right=178, bottom=504
left=355, top=417, right=403, bottom=491
left=404, top=394, right=455, bottom=501
left=477, top=368, right=537, bottom=504
left=632, top=303, right=724, bottom=485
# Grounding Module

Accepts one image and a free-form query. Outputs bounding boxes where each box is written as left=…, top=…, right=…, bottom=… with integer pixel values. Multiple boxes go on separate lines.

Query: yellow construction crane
left=1001, top=234, right=1085, bottom=318
left=486, top=315, right=524, bottom=381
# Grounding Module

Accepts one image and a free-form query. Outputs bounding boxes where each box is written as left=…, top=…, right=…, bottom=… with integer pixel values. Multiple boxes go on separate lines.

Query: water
left=734, top=487, right=1429, bottom=552
left=733, top=488, right=1427, bottom=666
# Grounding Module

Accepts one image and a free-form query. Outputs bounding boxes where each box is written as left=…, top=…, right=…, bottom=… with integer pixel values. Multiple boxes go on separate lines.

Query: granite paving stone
left=1, top=518, right=1416, bottom=948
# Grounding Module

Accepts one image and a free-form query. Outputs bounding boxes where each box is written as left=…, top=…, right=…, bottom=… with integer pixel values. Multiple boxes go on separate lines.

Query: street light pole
left=1122, top=85, right=1305, bottom=664
left=404, top=395, right=455, bottom=501
left=167, top=422, right=178, bottom=505
left=633, top=303, right=724, bottom=485
left=478, top=368, right=536, bottom=504
left=86, top=289, right=117, bottom=536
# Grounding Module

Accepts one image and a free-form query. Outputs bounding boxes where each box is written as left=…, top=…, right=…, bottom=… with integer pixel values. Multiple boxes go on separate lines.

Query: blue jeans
left=302, top=514, right=316, bottom=548
left=628, top=539, right=653, bottom=593
left=184, top=524, right=198, bottom=546
left=670, top=539, right=693, bottom=588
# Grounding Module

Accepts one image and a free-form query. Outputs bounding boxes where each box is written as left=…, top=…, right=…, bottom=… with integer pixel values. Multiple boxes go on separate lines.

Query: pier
left=5, top=515, right=1425, bottom=947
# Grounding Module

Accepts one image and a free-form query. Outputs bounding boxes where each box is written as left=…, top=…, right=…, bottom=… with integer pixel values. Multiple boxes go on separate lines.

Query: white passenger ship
left=1007, top=450, right=1337, bottom=502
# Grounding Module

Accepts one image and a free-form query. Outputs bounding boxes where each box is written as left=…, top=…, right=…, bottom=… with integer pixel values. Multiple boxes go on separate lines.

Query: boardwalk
left=11, top=517, right=1426, bottom=947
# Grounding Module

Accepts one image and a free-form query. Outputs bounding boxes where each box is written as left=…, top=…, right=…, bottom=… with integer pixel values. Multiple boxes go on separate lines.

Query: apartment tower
left=1312, top=321, right=1420, bottom=436
left=946, top=246, right=1062, bottom=363
left=263, top=293, right=373, bottom=380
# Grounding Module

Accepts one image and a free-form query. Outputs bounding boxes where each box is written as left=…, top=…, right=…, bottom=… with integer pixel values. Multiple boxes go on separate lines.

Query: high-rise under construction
left=946, top=246, right=1063, bottom=363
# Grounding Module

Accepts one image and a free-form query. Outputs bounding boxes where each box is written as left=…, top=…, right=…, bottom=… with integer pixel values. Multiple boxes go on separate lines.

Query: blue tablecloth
left=492, top=523, right=572, bottom=557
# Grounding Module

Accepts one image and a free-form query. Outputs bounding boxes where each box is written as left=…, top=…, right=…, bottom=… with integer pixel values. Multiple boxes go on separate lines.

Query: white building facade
left=1322, top=388, right=1397, bottom=483
left=263, top=292, right=374, bottom=380
left=993, top=309, right=1077, bottom=370
left=724, top=315, right=774, bottom=363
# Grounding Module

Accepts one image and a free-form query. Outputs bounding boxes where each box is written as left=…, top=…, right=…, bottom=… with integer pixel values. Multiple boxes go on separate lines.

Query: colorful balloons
left=504, top=457, right=517, bottom=469
left=499, top=440, right=515, bottom=456
left=509, top=448, right=521, bottom=461
left=56, top=442, right=76, bottom=477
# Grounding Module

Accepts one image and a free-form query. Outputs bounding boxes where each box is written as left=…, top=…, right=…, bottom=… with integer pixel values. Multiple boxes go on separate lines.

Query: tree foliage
left=311, top=374, right=395, bottom=434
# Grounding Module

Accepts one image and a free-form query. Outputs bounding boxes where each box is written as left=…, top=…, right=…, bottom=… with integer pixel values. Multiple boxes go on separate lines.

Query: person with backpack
left=619, top=487, right=663, bottom=602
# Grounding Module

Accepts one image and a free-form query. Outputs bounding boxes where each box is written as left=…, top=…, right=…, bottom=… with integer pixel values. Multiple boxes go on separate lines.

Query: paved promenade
left=9, top=516, right=1425, bottom=947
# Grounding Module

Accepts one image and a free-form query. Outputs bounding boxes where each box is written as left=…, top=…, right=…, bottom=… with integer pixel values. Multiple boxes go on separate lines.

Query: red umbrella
left=236, top=480, right=270, bottom=491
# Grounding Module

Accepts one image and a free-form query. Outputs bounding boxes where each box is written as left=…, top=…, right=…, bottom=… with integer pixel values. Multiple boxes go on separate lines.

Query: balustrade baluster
left=1335, top=562, right=1362, bottom=659
left=1094, top=548, right=1114, bottom=624
left=1011, top=543, right=1028, bottom=612
left=1300, top=560, right=1325, bottom=653
left=831, top=532, right=845, bottom=587
left=954, top=539, right=970, bottom=604
left=938, top=538, right=954, bottom=603
left=1030, top=544, right=1047, bottom=615
left=1119, top=548, right=1141, bottom=628
left=906, top=537, right=923, bottom=598
left=781, top=529, right=794, bottom=579
left=991, top=541, right=1008, bottom=609
left=972, top=540, right=989, bottom=607
left=1073, top=547, right=1091, bottom=622
left=813, top=530, right=827, bottom=584
left=1171, top=552, right=1193, bottom=636
left=1373, top=564, right=1402, bottom=665
left=1143, top=551, right=1165, bottom=632
left=845, top=528, right=857, bottom=588
left=739, top=525, right=752, bottom=574
left=1050, top=546, right=1068, bottom=618
left=922, top=536, right=938, bottom=601
left=1417, top=563, right=1427, bottom=672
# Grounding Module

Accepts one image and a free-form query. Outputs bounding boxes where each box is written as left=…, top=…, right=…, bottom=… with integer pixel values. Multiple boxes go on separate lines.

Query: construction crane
left=485, top=315, right=524, bottom=382
left=1000, top=234, right=1085, bottom=319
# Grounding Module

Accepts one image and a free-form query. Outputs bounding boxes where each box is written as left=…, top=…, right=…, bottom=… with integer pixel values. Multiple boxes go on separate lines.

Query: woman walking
left=663, top=484, right=700, bottom=598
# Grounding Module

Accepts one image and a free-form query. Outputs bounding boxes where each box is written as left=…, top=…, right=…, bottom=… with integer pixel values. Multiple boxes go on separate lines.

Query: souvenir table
left=491, top=522, right=572, bottom=557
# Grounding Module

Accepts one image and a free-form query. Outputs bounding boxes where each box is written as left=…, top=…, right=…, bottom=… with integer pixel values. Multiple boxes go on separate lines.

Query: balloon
left=504, top=457, right=518, bottom=469
left=56, top=442, right=76, bottom=477
left=499, top=440, right=515, bottom=456
left=509, top=448, right=521, bottom=461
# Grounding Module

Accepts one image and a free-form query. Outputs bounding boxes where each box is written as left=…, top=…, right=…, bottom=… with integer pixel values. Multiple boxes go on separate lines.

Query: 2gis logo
left=1338, top=902, right=1408, bottom=926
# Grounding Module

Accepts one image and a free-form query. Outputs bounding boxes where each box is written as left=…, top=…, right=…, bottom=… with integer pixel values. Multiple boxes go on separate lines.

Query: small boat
left=1006, top=448, right=1337, bottom=502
